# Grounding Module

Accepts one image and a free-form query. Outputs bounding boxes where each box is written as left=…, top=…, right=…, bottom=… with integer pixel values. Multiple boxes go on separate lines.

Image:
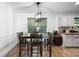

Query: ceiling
left=6, top=2, right=79, bottom=14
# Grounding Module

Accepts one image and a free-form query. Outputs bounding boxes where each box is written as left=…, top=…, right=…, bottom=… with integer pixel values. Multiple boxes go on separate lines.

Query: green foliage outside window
left=27, top=18, right=47, bottom=33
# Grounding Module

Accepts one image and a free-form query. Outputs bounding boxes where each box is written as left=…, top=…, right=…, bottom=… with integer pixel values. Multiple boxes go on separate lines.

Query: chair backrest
left=47, top=32, right=52, bottom=43
left=17, top=32, right=23, bottom=40
left=17, top=32, right=23, bottom=36
left=53, top=31, right=57, bottom=36
left=48, top=32, right=52, bottom=38
left=30, top=33, right=42, bottom=45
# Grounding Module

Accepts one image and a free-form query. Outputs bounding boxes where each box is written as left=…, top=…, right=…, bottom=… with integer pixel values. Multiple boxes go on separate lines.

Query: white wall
left=14, top=13, right=58, bottom=33
left=14, top=12, right=79, bottom=34
left=0, top=3, right=18, bottom=56
left=0, top=3, right=13, bottom=36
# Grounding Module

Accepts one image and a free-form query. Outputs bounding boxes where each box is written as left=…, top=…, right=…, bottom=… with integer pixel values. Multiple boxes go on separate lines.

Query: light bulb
left=75, top=2, right=79, bottom=5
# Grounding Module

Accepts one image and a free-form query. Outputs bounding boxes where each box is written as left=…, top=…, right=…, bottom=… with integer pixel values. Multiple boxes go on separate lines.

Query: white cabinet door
left=73, top=35, right=79, bottom=47
left=58, top=16, right=67, bottom=26
left=67, top=16, right=74, bottom=26
left=63, top=35, right=73, bottom=46
left=58, top=16, right=74, bottom=26
left=76, top=38, right=79, bottom=46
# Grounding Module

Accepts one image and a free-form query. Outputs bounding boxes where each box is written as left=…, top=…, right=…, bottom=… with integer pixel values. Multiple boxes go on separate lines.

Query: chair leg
left=40, top=44, right=42, bottom=57
left=49, top=44, right=52, bottom=57
left=24, top=39, right=26, bottom=49
left=47, top=43, right=48, bottom=51
left=27, top=44, right=31, bottom=56
left=27, top=44, right=29, bottom=56
left=31, top=45, right=32, bottom=57
left=19, top=42, right=21, bottom=57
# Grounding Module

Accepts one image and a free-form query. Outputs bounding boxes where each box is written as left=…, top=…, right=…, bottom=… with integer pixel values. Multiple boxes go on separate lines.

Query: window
left=27, top=18, right=47, bottom=33
left=74, top=17, right=79, bottom=27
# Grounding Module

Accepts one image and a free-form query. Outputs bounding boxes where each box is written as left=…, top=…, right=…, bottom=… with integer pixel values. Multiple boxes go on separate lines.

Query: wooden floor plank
left=5, top=45, right=79, bottom=57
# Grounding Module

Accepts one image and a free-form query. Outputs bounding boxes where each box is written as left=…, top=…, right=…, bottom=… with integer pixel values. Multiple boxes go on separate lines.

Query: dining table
left=18, top=34, right=43, bottom=57
left=18, top=33, right=52, bottom=57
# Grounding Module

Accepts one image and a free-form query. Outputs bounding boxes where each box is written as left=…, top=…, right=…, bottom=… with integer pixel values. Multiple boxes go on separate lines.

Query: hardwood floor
left=5, top=45, right=79, bottom=57
left=53, top=46, right=79, bottom=57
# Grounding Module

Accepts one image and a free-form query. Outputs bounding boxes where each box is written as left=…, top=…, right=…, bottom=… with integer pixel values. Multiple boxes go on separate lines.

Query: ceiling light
left=35, top=2, right=42, bottom=22
left=75, top=2, right=79, bottom=5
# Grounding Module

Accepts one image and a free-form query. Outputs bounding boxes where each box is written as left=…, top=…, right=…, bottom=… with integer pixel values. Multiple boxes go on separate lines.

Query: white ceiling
left=6, top=2, right=79, bottom=14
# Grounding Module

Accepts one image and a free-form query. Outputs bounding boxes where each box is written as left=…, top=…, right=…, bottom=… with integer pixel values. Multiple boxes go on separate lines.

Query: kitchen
left=57, top=16, right=79, bottom=47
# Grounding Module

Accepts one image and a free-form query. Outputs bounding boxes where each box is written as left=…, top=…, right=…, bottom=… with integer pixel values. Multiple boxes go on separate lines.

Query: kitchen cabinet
left=73, top=35, right=79, bottom=46
left=63, top=35, right=72, bottom=46
left=63, top=34, right=79, bottom=47
left=58, top=16, right=74, bottom=26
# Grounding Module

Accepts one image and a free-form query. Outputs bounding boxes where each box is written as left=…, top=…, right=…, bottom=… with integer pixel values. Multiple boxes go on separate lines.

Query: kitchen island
left=63, top=33, right=79, bottom=47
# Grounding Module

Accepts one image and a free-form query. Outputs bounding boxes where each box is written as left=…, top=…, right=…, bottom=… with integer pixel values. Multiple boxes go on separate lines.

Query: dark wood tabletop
left=20, top=34, right=42, bottom=38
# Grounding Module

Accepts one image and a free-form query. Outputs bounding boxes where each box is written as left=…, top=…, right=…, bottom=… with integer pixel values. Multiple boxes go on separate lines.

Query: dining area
left=1, top=2, right=79, bottom=58
left=17, top=32, right=52, bottom=57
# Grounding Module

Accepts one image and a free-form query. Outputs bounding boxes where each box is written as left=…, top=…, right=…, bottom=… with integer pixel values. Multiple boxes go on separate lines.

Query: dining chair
left=47, top=32, right=52, bottom=57
left=17, top=32, right=23, bottom=56
left=30, top=33, right=43, bottom=57
left=17, top=32, right=31, bottom=57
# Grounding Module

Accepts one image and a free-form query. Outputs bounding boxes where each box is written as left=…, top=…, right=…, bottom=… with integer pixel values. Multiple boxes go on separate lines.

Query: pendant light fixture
left=35, top=2, right=42, bottom=22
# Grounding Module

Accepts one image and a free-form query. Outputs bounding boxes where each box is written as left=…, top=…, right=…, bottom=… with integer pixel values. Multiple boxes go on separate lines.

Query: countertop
left=64, top=33, right=79, bottom=35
